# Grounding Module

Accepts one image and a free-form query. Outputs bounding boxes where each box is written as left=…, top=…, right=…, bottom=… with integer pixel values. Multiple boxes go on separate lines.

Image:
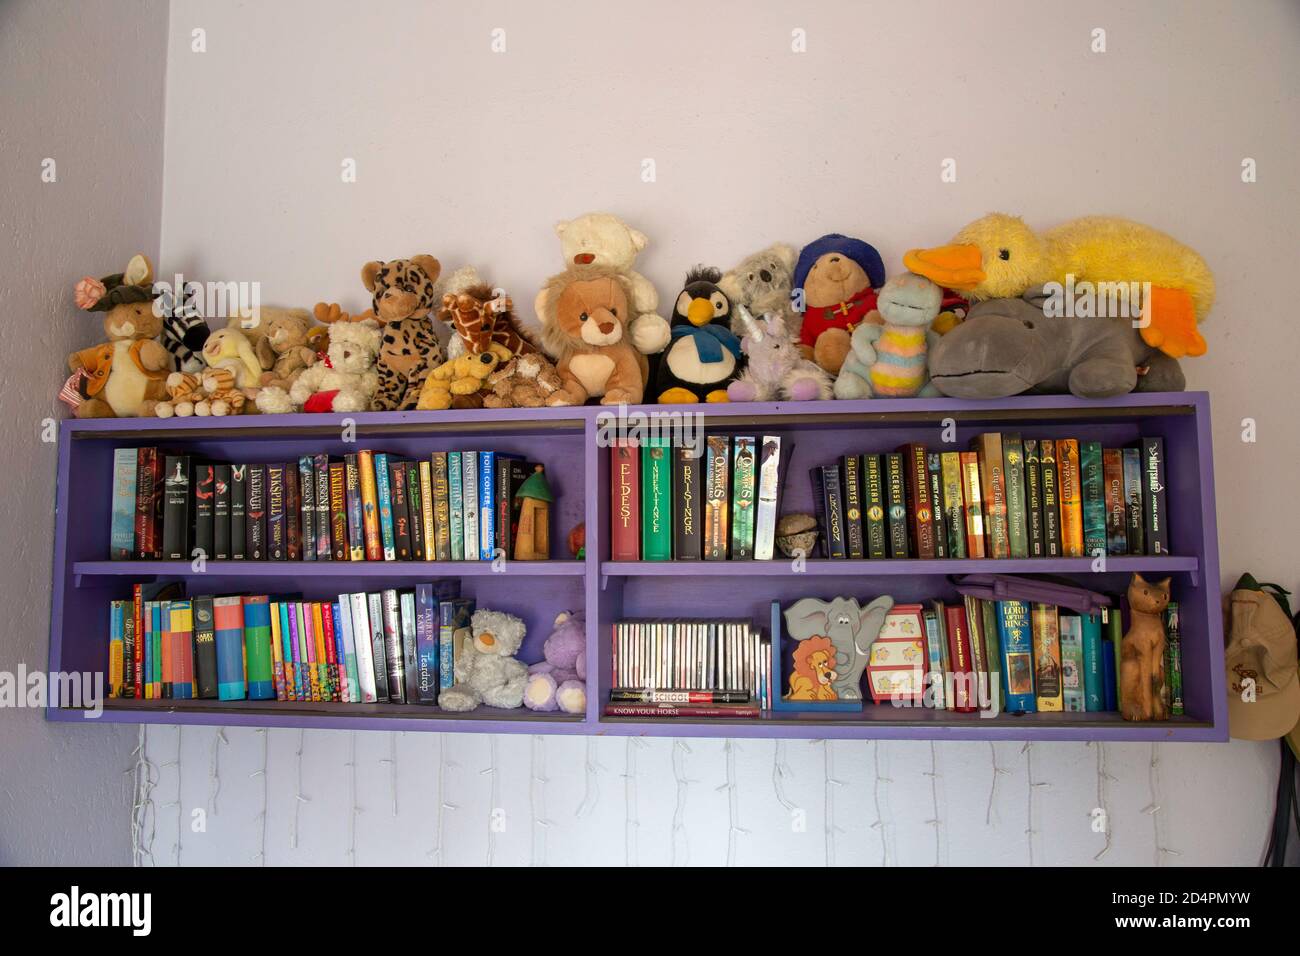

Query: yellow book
left=419, top=460, right=435, bottom=562
left=268, top=602, right=284, bottom=701
left=312, top=602, right=329, bottom=702
left=1031, top=603, right=1064, bottom=711
left=1057, top=439, right=1083, bottom=557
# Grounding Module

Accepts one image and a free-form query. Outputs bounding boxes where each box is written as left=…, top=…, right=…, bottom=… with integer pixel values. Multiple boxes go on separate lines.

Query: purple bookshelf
left=48, top=392, right=1227, bottom=741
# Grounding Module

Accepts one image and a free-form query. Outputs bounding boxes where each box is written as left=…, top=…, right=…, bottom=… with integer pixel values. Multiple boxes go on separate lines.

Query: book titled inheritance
left=610, top=440, right=640, bottom=561
left=730, top=436, right=757, bottom=559
left=672, top=443, right=702, bottom=560
left=641, top=436, right=672, bottom=560
left=861, top=453, right=887, bottom=558
left=703, top=435, right=729, bottom=560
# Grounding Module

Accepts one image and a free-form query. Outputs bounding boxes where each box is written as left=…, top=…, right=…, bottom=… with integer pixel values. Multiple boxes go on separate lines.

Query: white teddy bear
left=439, top=609, right=530, bottom=712
left=256, top=313, right=381, bottom=414
left=533, top=211, right=671, bottom=356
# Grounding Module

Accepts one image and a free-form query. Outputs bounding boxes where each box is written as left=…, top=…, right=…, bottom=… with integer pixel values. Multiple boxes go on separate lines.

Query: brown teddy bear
left=540, top=270, right=648, bottom=406
left=251, top=307, right=318, bottom=392
left=482, top=352, right=563, bottom=408
left=67, top=253, right=172, bottom=418
left=417, top=343, right=512, bottom=411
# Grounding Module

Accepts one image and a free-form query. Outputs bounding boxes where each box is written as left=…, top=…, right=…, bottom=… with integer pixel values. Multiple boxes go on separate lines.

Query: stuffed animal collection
left=57, top=213, right=1213, bottom=416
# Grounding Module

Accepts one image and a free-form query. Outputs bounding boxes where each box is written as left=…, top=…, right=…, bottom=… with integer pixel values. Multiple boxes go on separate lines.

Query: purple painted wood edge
left=48, top=391, right=1225, bottom=741
left=73, top=560, right=584, bottom=579
left=1193, top=392, right=1228, bottom=735
left=601, top=556, right=1199, bottom=577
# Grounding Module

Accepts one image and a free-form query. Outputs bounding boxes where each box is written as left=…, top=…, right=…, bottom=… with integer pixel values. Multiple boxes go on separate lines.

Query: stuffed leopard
left=361, top=255, right=447, bottom=411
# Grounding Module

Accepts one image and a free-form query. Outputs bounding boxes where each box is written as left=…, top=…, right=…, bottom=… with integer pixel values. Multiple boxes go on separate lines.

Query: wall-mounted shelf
left=48, top=392, right=1225, bottom=741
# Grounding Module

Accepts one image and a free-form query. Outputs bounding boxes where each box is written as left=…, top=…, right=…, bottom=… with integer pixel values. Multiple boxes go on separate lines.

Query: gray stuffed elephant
left=928, top=286, right=1185, bottom=399
left=784, top=595, right=894, bottom=700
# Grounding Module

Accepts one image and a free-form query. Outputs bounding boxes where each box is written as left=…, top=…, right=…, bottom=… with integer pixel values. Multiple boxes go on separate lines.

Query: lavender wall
left=0, top=0, right=168, bottom=864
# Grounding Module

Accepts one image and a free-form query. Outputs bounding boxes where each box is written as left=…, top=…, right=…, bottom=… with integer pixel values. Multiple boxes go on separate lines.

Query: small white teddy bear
left=438, top=608, right=530, bottom=712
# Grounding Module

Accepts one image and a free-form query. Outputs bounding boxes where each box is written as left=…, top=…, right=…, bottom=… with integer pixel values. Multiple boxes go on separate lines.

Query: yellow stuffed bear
left=417, top=342, right=512, bottom=410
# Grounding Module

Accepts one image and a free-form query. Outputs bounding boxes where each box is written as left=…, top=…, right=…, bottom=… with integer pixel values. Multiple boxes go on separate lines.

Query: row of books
left=852, top=597, right=1184, bottom=715
left=107, top=580, right=476, bottom=705
left=110, top=447, right=549, bottom=563
left=609, top=435, right=787, bottom=561
left=606, top=619, right=773, bottom=717
left=812, top=435, right=1169, bottom=560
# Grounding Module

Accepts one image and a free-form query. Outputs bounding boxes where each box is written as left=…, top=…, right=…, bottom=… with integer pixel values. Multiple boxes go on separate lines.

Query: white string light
left=623, top=738, right=642, bottom=866
left=871, top=740, right=890, bottom=866
left=575, top=737, right=604, bottom=818
left=924, top=741, right=942, bottom=866
left=482, top=736, right=499, bottom=867
left=817, top=739, right=847, bottom=867
left=291, top=729, right=308, bottom=851
left=986, top=741, right=1011, bottom=826
left=718, top=739, right=748, bottom=866
left=208, top=727, right=227, bottom=817
left=1145, top=743, right=1180, bottom=863
left=670, top=740, right=694, bottom=867
left=376, top=731, right=398, bottom=817
left=249, top=728, right=268, bottom=866
left=529, top=735, right=551, bottom=868
left=128, top=725, right=158, bottom=867
left=347, top=730, right=359, bottom=866
left=771, top=740, right=796, bottom=812
left=1092, top=741, right=1115, bottom=862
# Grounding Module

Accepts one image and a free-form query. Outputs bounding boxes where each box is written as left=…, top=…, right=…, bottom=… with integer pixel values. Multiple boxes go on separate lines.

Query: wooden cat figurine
left=1120, top=573, right=1171, bottom=721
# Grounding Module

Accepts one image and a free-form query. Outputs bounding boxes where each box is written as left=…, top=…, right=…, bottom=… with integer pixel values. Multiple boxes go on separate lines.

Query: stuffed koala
left=361, top=255, right=447, bottom=411
left=256, top=311, right=381, bottom=414
left=439, top=609, right=530, bottom=712
left=719, top=243, right=800, bottom=339
left=523, top=611, right=586, bottom=714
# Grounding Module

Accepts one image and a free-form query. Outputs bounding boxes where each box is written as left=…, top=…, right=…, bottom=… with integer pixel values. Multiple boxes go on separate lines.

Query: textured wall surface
left=0, top=0, right=168, bottom=865
left=17, top=0, right=1298, bottom=864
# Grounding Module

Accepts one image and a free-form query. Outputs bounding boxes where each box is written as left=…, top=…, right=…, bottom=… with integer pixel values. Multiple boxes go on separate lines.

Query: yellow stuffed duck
left=904, top=214, right=1214, bottom=359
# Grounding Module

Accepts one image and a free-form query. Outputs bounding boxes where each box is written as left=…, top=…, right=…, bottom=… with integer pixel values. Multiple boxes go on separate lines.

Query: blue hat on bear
left=792, top=234, right=886, bottom=309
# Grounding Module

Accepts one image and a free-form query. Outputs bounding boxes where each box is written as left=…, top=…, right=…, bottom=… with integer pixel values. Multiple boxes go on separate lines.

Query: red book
left=897, top=443, right=935, bottom=559
left=602, top=704, right=760, bottom=718
left=134, top=447, right=163, bottom=559
left=944, top=604, right=978, bottom=712
left=610, top=441, right=640, bottom=561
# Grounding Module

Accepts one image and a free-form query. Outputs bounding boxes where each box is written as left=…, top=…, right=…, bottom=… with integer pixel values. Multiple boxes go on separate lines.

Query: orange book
left=1056, top=439, right=1084, bottom=557
left=972, top=434, right=1009, bottom=558
left=357, top=450, right=382, bottom=561
left=959, top=451, right=985, bottom=559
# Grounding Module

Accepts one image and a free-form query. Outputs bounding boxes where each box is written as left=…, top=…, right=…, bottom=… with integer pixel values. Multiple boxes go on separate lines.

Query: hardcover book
left=162, top=454, right=193, bottom=560
left=400, top=589, right=421, bottom=704
left=862, top=453, right=887, bottom=558
left=358, top=450, right=382, bottom=561
left=1122, top=447, right=1144, bottom=554
left=938, top=452, right=966, bottom=559
left=610, top=441, right=640, bottom=561
left=996, top=599, right=1036, bottom=713
left=1103, top=448, right=1127, bottom=555
left=673, top=443, right=702, bottom=560
left=1039, top=439, right=1062, bottom=557
left=406, top=462, right=425, bottom=560
left=448, top=451, right=464, bottom=561
left=1058, top=613, right=1085, bottom=712
left=375, top=452, right=397, bottom=561
left=431, top=452, right=452, bottom=561
left=348, top=593, right=377, bottom=702
left=460, top=450, right=479, bottom=562
left=344, top=454, right=365, bottom=561
left=1056, top=439, right=1083, bottom=557
left=641, top=436, right=672, bottom=561
left=134, top=447, right=163, bottom=559
left=414, top=583, right=439, bottom=704
left=730, top=436, right=757, bottom=560
left=959, top=451, right=985, bottom=558
left=942, top=603, right=978, bottom=712
left=972, top=434, right=1009, bottom=559
left=884, top=452, right=909, bottom=559
left=382, top=589, right=404, bottom=701
left=167, top=600, right=194, bottom=699
left=813, top=463, right=847, bottom=559
left=284, top=461, right=301, bottom=561
left=1080, top=611, right=1105, bottom=712
left=1001, top=434, right=1028, bottom=558
left=1031, top=603, right=1063, bottom=711
left=266, top=464, right=285, bottom=560
left=841, top=453, right=864, bottom=559
left=898, top=443, right=935, bottom=559
left=213, top=463, right=231, bottom=560
left=111, top=448, right=137, bottom=560
left=754, top=436, right=783, bottom=561
left=1080, top=441, right=1106, bottom=558
left=194, top=463, right=216, bottom=560
left=297, top=455, right=316, bottom=562
left=331, top=462, right=349, bottom=561
left=108, top=601, right=126, bottom=697
left=703, top=435, right=729, bottom=560
left=1141, top=437, right=1168, bottom=555
left=1022, top=440, right=1044, bottom=557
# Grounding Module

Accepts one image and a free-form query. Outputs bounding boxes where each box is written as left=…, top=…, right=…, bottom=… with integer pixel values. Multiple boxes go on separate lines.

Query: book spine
left=108, top=601, right=125, bottom=697
left=448, top=452, right=464, bottom=561
left=1056, top=439, right=1083, bottom=557
left=964, top=595, right=987, bottom=707
left=344, top=595, right=371, bottom=702
left=131, top=584, right=145, bottom=697
left=974, top=434, right=1009, bottom=559
left=673, top=444, right=702, bottom=560
left=1031, top=603, right=1063, bottom=711
left=943, top=604, right=977, bottom=712
left=753, top=436, right=782, bottom=561
left=432, top=452, right=452, bottom=561
left=478, top=451, right=495, bottom=561
left=603, top=704, right=760, bottom=718
left=357, top=450, right=382, bottom=561
left=1039, top=440, right=1061, bottom=557
left=367, top=592, right=389, bottom=702
left=400, top=590, right=420, bottom=704
left=921, top=608, right=947, bottom=709
left=884, top=452, right=909, bottom=559
left=730, top=436, right=757, bottom=559
left=119, top=601, right=135, bottom=698
left=213, top=595, right=246, bottom=700
left=266, top=463, right=285, bottom=560
left=1103, top=448, right=1127, bottom=555
left=1001, top=434, right=1027, bottom=559
left=1142, top=438, right=1168, bottom=555
left=958, top=451, right=985, bottom=558
left=382, top=589, right=405, bottom=702
left=312, top=453, right=331, bottom=561
left=194, top=463, right=215, bottom=560
left=133, top=448, right=155, bottom=559
left=307, top=603, right=325, bottom=701
left=285, top=603, right=302, bottom=700
left=1122, top=447, right=1144, bottom=554
left=191, top=595, right=218, bottom=699
left=1165, top=602, right=1184, bottom=716
left=939, top=452, right=967, bottom=559
left=1104, top=606, right=1122, bottom=711
left=1080, top=611, right=1105, bottom=712
left=330, top=462, right=348, bottom=561
left=243, top=595, right=275, bottom=700
left=230, top=464, right=246, bottom=559
left=460, top=451, right=479, bottom=561
left=611, top=441, right=640, bottom=561
left=414, top=584, right=439, bottom=704
left=841, top=453, right=864, bottom=559
left=980, top=599, right=1001, bottom=711
left=268, top=602, right=286, bottom=701
left=345, top=454, right=365, bottom=561
left=1080, top=441, right=1106, bottom=557
left=703, top=436, right=729, bottom=560
left=641, top=437, right=672, bottom=561
left=332, top=603, right=350, bottom=701
left=213, top=464, right=231, bottom=560
left=820, top=463, right=846, bottom=559
left=901, top=443, right=935, bottom=559
left=246, top=464, right=266, bottom=560
left=419, top=460, right=436, bottom=561
left=390, top=460, right=411, bottom=560
left=170, top=600, right=195, bottom=699
left=927, top=452, right=947, bottom=559
left=1022, top=440, right=1043, bottom=558
left=862, top=454, right=887, bottom=558
left=375, top=452, right=397, bottom=560
left=162, top=455, right=192, bottom=560
left=284, top=464, right=301, bottom=560
left=607, top=689, right=751, bottom=704
left=111, top=448, right=137, bottom=559
left=493, top=455, right=515, bottom=559
left=1058, top=614, right=1086, bottom=712
left=996, top=599, right=1036, bottom=713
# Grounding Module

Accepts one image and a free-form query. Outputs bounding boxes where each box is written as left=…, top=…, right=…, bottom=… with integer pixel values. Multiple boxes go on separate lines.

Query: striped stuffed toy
left=832, top=273, right=944, bottom=399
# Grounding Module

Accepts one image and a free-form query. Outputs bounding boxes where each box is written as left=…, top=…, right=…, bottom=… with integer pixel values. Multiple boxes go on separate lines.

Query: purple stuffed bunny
left=523, top=610, right=587, bottom=714
left=726, top=306, right=832, bottom=402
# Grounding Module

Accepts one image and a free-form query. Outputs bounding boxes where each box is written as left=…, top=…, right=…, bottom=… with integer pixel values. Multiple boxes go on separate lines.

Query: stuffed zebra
left=157, top=288, right=211, bottom=374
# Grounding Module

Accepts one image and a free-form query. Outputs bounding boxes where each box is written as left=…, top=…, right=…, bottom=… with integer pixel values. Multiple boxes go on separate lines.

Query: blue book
left=438, top=598, right=475, bottom=691
left=330, top=602, right=349, bottom=700
left=111, top=449, right=138, bottom=559
left=415, top=583, right=439, bottom=703
left=150, top=602, right=163, bottom=698
left=448, top=452, right=464, bottom=561
left=334, top=600, right=358, bottom=703
left=213, top=595, right=247, bottom=700
left=1059, top=614, right=1086, bottom=712
left=242, top=596, right=274, bottom=700
left=479, top=451, right=496, bottom=561
left=1101, top=641, right=1118, bottom=711
left=922, top=607, right=947, bottom=710
left=996, top=600, right=1037, bottom=713
left=1080, top=612, right=1105, bottom=712
left=374, top=452, right=396, bottom=560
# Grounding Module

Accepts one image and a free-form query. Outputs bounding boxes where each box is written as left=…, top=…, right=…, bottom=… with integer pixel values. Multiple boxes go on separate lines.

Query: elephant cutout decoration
left=783, top=595, right=895, bottom=701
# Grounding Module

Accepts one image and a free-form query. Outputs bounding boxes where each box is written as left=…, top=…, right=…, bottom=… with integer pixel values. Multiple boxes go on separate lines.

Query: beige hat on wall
left=1224, top=577, right=1300, bottom=741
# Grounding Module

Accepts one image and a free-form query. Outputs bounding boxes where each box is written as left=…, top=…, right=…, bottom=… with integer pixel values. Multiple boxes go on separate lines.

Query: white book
left=754, top=435, right=782, bottom=560
left=336, top=594, right=357, bottom=703
left=349, top=592, right=376, bottom=703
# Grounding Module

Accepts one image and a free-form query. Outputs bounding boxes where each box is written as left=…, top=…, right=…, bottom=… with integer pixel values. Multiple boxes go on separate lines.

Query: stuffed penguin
left=653, top=266, right=743, bottom=403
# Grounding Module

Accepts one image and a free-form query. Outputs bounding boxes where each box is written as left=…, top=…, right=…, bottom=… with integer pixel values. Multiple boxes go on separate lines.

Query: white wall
left=143, top=0, right=1300, bottom=863
left=0, top=0, right=169, bottom=864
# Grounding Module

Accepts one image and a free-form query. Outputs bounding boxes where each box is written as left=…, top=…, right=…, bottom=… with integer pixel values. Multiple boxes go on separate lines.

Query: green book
left=1104, top=605, right=1124, bottom=710
left=1080, top=441, right=1106, bottom=557
left=862, top=454, right=887, bottom=558
left=1001, top=433, right=1028, bottom=558
left=242, top=595, right=275, bottom=701
left=1080, top=611, right=1105, bottom=712
left=980, top=599, right=1001, bottom=711
left=730, top=437, right=757, bottom=559
left=640, top=436, right=672, bottom=561
left=448, top=452, right=464, bottom=561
